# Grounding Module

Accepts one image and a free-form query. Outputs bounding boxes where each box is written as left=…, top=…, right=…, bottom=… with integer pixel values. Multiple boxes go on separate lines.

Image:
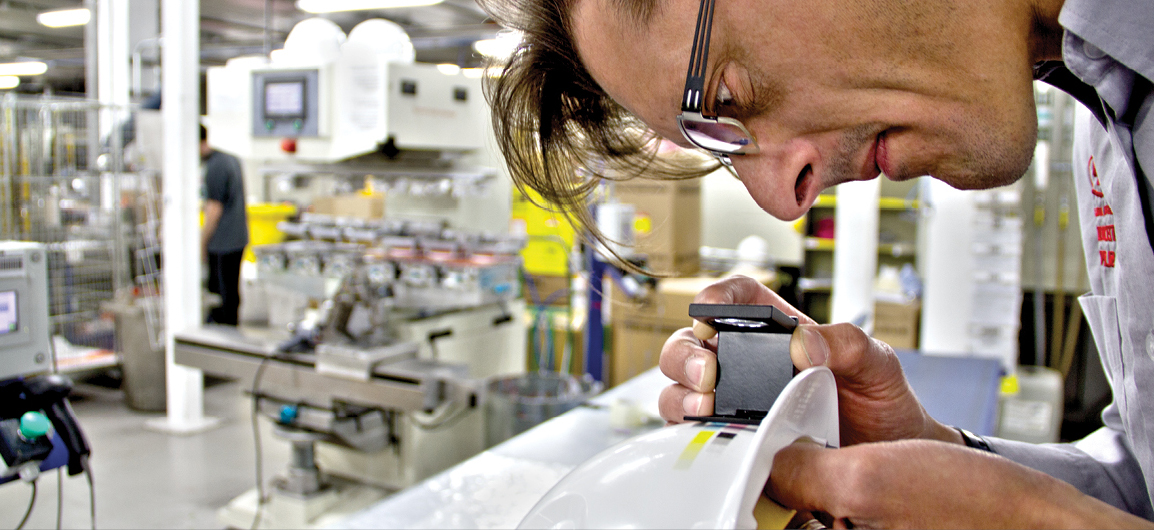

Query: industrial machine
left=0, top=242, right=93, bottom=516
left=175, top=218, right=528, bottom=529
left=193, top=17, right=530, bottom=527
left=0, top=242, right=52, bottom=379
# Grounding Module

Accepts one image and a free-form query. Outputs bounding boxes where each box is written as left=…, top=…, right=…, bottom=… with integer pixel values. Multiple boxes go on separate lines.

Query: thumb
left=789, top=324, right=831, bottom=369
left=789, top=322, right=898, bottom=380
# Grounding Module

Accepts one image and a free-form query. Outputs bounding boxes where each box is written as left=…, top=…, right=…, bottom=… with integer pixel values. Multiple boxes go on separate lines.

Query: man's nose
left=731, top=139, right=822, bottom=221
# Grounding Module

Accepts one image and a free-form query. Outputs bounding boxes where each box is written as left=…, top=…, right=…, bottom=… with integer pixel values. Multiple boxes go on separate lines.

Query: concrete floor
left=0, top=377, right=290, bottom=530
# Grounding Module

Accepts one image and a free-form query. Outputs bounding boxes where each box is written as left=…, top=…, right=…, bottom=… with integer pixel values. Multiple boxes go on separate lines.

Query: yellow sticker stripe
left=674, top=431, right=716, bottom=470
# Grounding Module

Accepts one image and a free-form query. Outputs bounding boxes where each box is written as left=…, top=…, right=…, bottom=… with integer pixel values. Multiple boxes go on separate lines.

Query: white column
left=919, top=180, right=977, bottom=354
left=96, top=0, right=130, bottom=135
left=830, top=179, right=880, bottom=326
left=150, top=0, right=219, bottom=434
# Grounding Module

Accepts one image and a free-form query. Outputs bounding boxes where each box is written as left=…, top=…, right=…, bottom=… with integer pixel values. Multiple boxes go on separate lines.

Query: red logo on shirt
left=1089, top=156, right=1115, bottom=268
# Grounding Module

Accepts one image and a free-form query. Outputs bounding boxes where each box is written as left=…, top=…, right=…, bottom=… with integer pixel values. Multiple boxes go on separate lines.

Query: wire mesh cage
left=0, top=93, right=164, bottom=362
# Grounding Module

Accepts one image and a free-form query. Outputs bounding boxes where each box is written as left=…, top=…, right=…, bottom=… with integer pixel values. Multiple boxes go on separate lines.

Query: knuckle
left=838, top=456, right=881, bottom=513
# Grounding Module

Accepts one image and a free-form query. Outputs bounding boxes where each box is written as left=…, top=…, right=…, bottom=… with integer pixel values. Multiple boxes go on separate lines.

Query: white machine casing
left=519, top=366, right=840, bottom=530
left=207, top=51, right=485, bottom=162
left=0, top=241, right=51, bottom=380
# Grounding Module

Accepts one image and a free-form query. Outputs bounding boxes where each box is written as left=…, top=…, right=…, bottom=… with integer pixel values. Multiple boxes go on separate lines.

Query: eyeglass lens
left=680, top=118, right=755, bottom=153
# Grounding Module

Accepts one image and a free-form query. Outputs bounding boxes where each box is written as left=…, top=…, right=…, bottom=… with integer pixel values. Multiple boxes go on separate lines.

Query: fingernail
left=683, top=393, right=703, bottom=416
left=800, top=325, right=829, bottom=366
left=685, top=356, right=706, bottom=388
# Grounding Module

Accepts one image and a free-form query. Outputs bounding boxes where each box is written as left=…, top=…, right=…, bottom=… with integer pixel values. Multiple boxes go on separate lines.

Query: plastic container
left=245, top=203, right=297, bottom=262
left=485, top=372, right=602, bottom=448
left=997, top=365, right=1064, bottom=443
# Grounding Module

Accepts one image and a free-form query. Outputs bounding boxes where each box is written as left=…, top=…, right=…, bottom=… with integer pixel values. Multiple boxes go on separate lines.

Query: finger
left=659, top=328, right=718, bottom=392
left=766, top=441, right=846, bottom=515
left=658, top=383, right=715, bottom=422
left=789, top=322, right=898, bottom=378
left=693, top=276, right=817, bottom=325
left=692, top=320, right=717, bottom=341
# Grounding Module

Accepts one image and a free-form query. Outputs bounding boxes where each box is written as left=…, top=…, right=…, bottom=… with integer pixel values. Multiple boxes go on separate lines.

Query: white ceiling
left=1, top=0, right=500, bottom=94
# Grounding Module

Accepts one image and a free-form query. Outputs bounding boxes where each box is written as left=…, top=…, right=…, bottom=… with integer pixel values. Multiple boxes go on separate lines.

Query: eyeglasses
left=676, top=0, right=759, bottom=165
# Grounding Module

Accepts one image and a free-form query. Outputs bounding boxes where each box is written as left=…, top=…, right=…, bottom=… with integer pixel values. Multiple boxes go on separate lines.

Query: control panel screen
left=264, top=81, right=306, bottom=118
left=0, top=290, right=17, bottom=335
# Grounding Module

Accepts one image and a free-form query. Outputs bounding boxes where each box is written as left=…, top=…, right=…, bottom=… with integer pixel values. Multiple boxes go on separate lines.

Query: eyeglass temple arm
left=681, top=0, right=716, bottom=112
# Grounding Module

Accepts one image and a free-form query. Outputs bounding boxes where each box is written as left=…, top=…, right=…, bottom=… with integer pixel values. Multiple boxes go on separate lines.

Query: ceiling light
left=473, top=31, right=522, bottom=59
left=296, top=0, right=442, bottom=13
left=0, top=76, right=18, bottom=90
left=0, top=62, right=48, bottom=77
left=37, top=7, right=91, bottom=28
left=461, top=68, right=483, bottom=79
left=436, top=64, right=460, bottom=76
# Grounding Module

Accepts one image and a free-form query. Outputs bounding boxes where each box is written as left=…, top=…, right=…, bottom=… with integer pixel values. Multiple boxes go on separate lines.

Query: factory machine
left=175, top=217, right=526, bottom=528
left=180, top=18, right=531, bottom=529
left=0, top=242, right=93, bottom=520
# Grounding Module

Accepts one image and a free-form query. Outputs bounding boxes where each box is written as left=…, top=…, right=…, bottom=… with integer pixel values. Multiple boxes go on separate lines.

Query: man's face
left=572, top=0, right=1040, bottom=221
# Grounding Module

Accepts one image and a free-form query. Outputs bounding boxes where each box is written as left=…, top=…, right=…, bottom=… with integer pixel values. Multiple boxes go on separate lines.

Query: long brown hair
left=478, top=0, right=720, bottom=274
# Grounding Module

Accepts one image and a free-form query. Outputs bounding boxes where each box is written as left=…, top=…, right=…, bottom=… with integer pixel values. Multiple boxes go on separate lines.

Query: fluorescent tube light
left=37, top=8, right=91, bottom=28
left=0, top=62, right=48, bottom=77
left=0, top=76, right=18, bottom=90
left=296, top=0, right=442, bottom=13
left=436, top=64, right=460, bottom=76
left=473, top=31, right=522, bottom=59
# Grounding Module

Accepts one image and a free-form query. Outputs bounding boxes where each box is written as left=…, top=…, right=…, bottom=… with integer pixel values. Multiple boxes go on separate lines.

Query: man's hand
left=202, top=199, right=224, bottom=263
left=657, top=275, right=958, bottom=446
left=768, top=439, right=1154, bottom=529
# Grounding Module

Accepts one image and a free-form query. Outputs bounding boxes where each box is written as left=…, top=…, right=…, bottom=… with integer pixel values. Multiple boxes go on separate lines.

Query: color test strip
left=674, top=431, right=716, bottom=470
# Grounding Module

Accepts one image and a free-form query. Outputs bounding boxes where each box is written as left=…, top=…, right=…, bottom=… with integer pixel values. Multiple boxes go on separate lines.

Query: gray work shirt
left=984, top=0, right=1154, bottom=519
left=203, top=150, right=249, bottom=253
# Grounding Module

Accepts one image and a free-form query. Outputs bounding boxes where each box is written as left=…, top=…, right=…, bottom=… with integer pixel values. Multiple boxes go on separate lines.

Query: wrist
left=956, top=427, right=994, bottom=452
left=921, top=418, right=966, bottom=445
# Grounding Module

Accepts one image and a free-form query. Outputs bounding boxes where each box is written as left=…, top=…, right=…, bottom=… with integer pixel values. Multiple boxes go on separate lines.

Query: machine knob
left=280, top=138, right=297, bottom=153
left=279, top=405, right=299, bottom=425
left=19, top=411, right=51, bottom=440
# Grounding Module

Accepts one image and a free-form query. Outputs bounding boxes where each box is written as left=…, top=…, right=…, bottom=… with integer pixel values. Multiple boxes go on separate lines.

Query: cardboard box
left=612, top=319, right=682, bottom=386
left=525, top=274, right=571, bottom=307
left=608, top=275, right=788, bottom=385
left=608, top=277, right=719, bottom=385
left=611, top=276, right=718, bottom=329
left=873, top=300, right=921, bottom=349
left=614, top=180, right=701, bottom=276
left=312, top=193, right=386, bottom=220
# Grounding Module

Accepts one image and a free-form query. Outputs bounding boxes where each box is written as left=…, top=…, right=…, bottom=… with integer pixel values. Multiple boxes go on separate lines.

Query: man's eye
left=715, top=81, right=735, bottom=107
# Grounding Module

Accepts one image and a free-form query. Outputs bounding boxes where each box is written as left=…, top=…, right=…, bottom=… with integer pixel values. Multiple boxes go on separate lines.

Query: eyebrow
left=609, top=0, right=660, bottom=28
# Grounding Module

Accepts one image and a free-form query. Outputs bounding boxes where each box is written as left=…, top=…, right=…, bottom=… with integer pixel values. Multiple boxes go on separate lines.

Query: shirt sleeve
left=986, top=405, right=1154, bottom=519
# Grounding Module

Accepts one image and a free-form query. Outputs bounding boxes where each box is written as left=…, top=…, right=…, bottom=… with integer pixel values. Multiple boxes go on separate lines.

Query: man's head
left=199, top=124, right=212, bottom=159
left=481, top=0, right=1064, bottom=222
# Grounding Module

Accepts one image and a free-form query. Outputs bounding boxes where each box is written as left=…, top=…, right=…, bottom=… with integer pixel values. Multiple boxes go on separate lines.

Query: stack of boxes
left=968, top=190, right=1024, bottom=371
left=613, top=179, right=701, bottom=277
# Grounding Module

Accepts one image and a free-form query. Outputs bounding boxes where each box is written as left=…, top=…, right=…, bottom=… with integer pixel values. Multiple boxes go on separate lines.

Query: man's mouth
left=875, top=131, right=890, bottom=178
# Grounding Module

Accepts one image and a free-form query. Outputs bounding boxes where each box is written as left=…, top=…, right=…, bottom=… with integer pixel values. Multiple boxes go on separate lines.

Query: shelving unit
left=799, top=182, right=923, bottom=323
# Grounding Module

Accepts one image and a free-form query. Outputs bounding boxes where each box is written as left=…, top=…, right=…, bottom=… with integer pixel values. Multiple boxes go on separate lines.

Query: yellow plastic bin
left=245, top=203, right=297, bottom=262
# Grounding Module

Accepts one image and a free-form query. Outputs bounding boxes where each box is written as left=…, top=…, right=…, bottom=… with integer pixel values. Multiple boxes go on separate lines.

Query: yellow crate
left=245, top=203, right=296, bottom=262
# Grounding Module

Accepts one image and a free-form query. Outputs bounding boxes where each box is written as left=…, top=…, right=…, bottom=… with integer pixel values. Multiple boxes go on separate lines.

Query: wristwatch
left=957, top=427, right=994, bottom=453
